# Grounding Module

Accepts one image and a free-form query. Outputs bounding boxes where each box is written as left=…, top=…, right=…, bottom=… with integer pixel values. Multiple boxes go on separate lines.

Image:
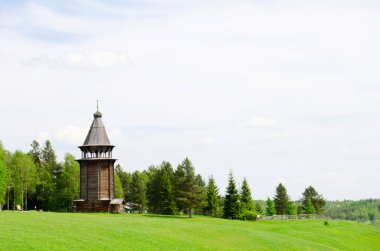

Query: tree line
left=0, top=140, right=79, bottom=211
left=220, top=173, right=326, bottom=220
left=322, top=199, right=380, bottom=225
left=0, top=139, right=328, bottom=220
left=114, top=160, right=327, bottom=219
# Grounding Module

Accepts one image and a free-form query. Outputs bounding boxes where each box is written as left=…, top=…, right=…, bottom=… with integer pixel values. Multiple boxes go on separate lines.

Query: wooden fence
left=257, top=214, right=329, bottom=221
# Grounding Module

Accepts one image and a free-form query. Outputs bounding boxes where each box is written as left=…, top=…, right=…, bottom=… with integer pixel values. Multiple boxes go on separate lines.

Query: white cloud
left=36, top=131, right=50, bottom=143
left=338, top=146, right=380, bottom=158
left=198, top=137, right=216, bottom=148
left=323, top=171, right=359, bottom=183
left=364, top=169, right=380, bottom=179
left=271, top=132, right=292, bottom=139
left=108, top=128, right=125, bottom=143
left=272, top=175, right=285, bottom=186
left=23, top=50, right=131, bottom=70
left=248, top=117, right=278, bottom=128
left=55, top=126, right=124, bottom=146
left=56, top=126, right=88, bottom=145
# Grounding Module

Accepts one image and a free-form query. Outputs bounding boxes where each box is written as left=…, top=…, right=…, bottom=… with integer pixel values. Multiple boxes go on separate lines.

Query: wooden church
left=75, top=108, right=125, bottom=213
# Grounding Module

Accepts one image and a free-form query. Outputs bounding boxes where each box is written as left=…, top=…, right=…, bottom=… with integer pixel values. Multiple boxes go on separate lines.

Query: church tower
left=75, top=107, right=118, bottom=212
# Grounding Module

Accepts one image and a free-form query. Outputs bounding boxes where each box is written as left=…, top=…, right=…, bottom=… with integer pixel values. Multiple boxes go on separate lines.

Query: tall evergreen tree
left=274, top=183, right=289, bottom=215
left=35, top=140, right=58, bottom=210
left=194, top=174, right=207, bottom=214
left=146, top=166, right=161, bottom=213
left=130, top=171, right=147, bottom=213
left=160, top=164, right=176, bottom=215
left=255, top=203, right=263, bottom=214
left=175, top=158, right=204, bottom=218
left=28, top=140, right=41, bottom=165
left=41, top=140, right=58, bottom=173
left=240, top=178, right=254, bottom=212
left=223, top=172, right=240, bottom=219
left=42, top=140, right=61, bottom=192
left=302, top=186, right=326, bottom=214
left=206, top=176, right=220, bottom=217
left=55, top=154, right=79, bottom=211
left=173, top=164, right=185, bottom=212
left=265, top=198, right=276, bottom=216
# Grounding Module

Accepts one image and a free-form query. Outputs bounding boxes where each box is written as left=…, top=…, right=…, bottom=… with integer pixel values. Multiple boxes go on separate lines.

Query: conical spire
left=82, top=110, right=111, bottom=146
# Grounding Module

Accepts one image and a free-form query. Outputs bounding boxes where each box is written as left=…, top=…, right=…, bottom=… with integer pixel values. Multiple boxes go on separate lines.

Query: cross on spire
left=97, top=99, right=99, bottom=111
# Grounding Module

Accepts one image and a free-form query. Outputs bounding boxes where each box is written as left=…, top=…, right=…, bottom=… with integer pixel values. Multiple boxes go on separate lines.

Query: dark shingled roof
left=82, top=111, right=111, bottom=146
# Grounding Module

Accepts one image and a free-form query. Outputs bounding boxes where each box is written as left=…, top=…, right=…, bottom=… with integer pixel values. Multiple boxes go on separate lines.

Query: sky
left=1, top=0, right=380, bottom=200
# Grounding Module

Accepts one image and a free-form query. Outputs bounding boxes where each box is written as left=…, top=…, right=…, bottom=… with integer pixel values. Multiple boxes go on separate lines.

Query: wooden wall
left=78, top=159, right=116, bottom=201
left=76, top=200, right=110, bottom=212
left=111, top=204, right=124, bottom=214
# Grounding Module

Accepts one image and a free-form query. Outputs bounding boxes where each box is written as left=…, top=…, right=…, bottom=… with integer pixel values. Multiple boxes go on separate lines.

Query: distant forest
left=0, top=140, right=379, bottom=224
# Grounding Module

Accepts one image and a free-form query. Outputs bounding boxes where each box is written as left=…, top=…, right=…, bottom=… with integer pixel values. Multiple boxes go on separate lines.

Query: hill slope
left=0, top=211, right=379, bottom=250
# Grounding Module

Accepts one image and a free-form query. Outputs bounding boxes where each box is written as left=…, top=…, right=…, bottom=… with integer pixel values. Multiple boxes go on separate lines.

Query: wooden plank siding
left=76, top=159, right=116, bottom=212
left=76, top=200, right=110, bottom=212
left=80, top=164, right=87, bottom=200
left=100, top=165, right=109, bottom=199
left=87, top=165, right=99, bottom=200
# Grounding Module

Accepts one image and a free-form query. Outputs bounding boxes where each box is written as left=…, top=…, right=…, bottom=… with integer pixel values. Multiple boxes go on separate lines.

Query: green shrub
left=239, top=210, right=257, bottom=221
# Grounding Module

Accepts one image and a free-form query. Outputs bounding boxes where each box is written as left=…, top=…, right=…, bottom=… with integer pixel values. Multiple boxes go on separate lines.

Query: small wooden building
left=75, top=108, right=124, bottom=213
left=110, top=199, right=126, bottom=213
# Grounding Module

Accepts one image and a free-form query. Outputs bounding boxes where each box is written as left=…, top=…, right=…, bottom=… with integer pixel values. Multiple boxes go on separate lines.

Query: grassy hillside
left=0, top=211, right=379, bottom=251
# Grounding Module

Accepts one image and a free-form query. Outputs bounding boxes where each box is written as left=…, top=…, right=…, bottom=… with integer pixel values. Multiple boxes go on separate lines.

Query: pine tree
left=175, top=158, right=204, bottom=218
left=36, top=140, right=58, bottom=210
left=146, top=166, right=161, bottom=213
left=41, top=140, right=58, bottom=174
left=286, top=201, right=297, bottom=215
left=302, top=186, right=326, bottom=214
left=130, top=171, right=147, bottom=213
left=160, top=165, right=176, bottom=215
left=194, top=174, right=207, bottom=214
left=265, top=198, right=276, bottom=216
left=206, top=176, right=219, bottom=217
left=223, top=172, right=240, bottom=219
left=274, top=183, right=289, bottom=215
left=173, top=164, right=185, bottom=212
left=255, top=203, right=263, bottom=214
left=305, top=197, right=315, bottom=214
left=28, top=140, right=41, bottom=165
left=240, top=178, right=254, bottom=212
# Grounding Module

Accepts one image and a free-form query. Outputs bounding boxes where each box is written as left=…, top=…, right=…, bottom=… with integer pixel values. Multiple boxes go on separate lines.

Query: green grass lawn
left=0, top=211, right=379, bottom=250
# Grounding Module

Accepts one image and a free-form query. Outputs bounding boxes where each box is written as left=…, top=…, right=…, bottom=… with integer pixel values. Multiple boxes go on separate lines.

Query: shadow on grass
left=143, top=214, right=191, bottom=219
